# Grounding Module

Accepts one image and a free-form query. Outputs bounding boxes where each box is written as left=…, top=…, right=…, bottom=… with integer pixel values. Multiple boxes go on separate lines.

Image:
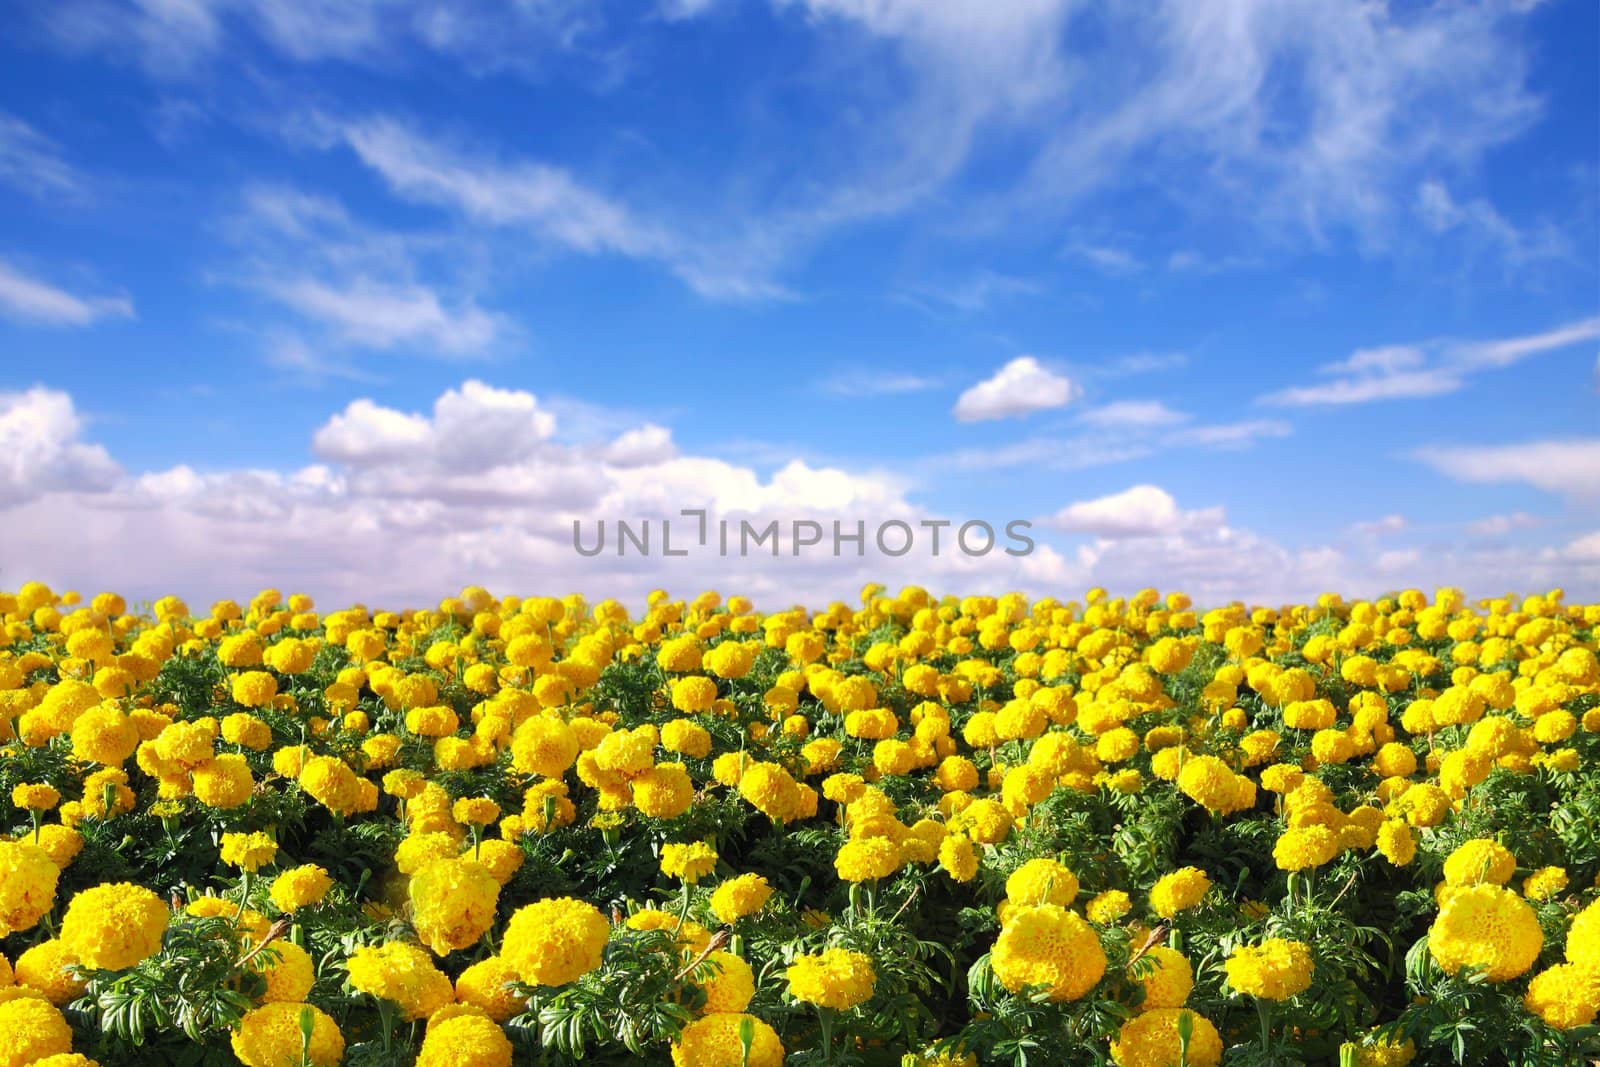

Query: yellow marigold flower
left=69, top=706, right=138, bottom=765
left=697, top=950, right=755, bottom=1014
left=1224, top=938, right=1313, bottom=1000
left=671, top=676, right=718, bottom=714
left=0, top=998, right=73, bottom=1067
left=1177, top=756, right=1253, bottom=815
left=1110, top=1008, right=1223, bottom=1067
left=1523, top=962, right=1600, bottom=1030
left=253, top=940, right=315, bottom=1003
left=991, top=903, right=1107, bottom=1002
left=410, top=857, right=501, bottom=955
left=1442, top=839, right=1516, bottom=887
left=938, top=834, right=978, bottom=883
left=404, top=705, right=459, bottom=738
left=1341, top=1035, right=1417, bottom=1067
left=835, top=837, right=902, bottom=882
left=231, top=1002, right=344, bottom=1067
left=709, top=874, right=773, bottom=924
left=416, top=1011, right=513, bottom=1067
left=671, top=1012, right=784, bottom=1067
left=510, top=717, right=580, bottom=778
left=10, top=784, right=58, bottom=811
left=396, top=832, right=461, bottom=875
left=452, top=797, right=500, bottom=827
left=30, top=826, right=82, bottom=871
left=1564, top=898, right=1600, bottom=969
left=220, top=832, right=278, bottom=873
left=787, top=947, right=875, bottom=1010
left=634, top=763, right=695, bottom=819
left=230, top=671, right=278, bottom=709
left=1005, top=858, right=1079, bottom=908
left=346, top=941, right=454, bottom=1020
left=1086, top=890, right=1132, bottom=925
left=1148, top=867, right=1211, bottom=919
left=192, top=753, right=254, bottom=809
left=1376, top=820, right=1415, bottom=867
left=1428, top=884, right=1542, bottom=982
left=59, top=882, right=168, bottom=970
left=1133, top=945, right=1193, bottom=1010
left=14, top=939, right=85, bottom=1006
left=951, top=798, right=1012, bottom=845
left=661, top=841, right=719, bottom=884
left=298, top=755, right=361, bottom=816
left=661, top=719, right=712, bottom=759
left=269, top=864, right=333, bottom=913
left=1273, top=825, right=1340, bottom=871
left=455, top=956, right=523, bottom=1022
left=502, top=897, right=609, bottom=987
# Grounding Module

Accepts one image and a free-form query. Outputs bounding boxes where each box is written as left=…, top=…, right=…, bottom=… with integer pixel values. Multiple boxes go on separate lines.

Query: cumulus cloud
left=0, top=387, right=121, bottom=504
left=1045, top=484, right=1224, bottom=539
left=953, top=357, right=1077, bottom=421
left=5, top=383, right=1597, bottom=608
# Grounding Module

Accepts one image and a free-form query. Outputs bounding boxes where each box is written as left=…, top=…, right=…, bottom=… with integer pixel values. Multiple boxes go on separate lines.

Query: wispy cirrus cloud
left=0, top=111, right=85, bottom=201
left=1259, top=317, right=1600, bottom=407
left=1414, top=438, right=1600, bottom=501
left=224, top=183, right=509, bottom=362
left=0, top=259, right=133, bottom=326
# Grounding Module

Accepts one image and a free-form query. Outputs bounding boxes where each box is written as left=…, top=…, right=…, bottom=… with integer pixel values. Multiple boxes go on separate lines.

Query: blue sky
left=1, top=0, right=1597, bottom=608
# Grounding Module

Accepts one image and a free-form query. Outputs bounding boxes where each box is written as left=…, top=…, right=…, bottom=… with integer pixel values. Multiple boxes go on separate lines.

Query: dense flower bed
left=0, top=580, right=1597, bottom=1066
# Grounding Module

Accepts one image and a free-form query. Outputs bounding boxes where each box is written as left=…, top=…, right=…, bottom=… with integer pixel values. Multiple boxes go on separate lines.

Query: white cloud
left=6, top=382, right=1599, bottom=606
left=1567, top=531, right=1600, bottom=562
left=1164, top=419, right=1291, bottom=448
left=0, top=112, right=83, bottom=199
left=1415, top=178, right=1565, bottom=265
left=953, top=356, right=1077, bottom=421
left=227, top=184, right=507, bottom=361
left=819, top=371, right=943, bottom=397
left=603, top=425, right=677, bottom=467
left=1077, top=400, right=1187, bottom=429
left=0, top=387, right=120, bottom=504
left=263, top=277, right=503, bottom=354
left=1466, top=512, right=1541, bottom=537
left=1067, top=242, right=1142, bottom=276
left=1045, top=484, right=1224, bottom=539
left=1414, top=439, right=1600, bottom=500
left=1351, top=514, right=1408, bottom=538
left=323, top=115, right=786, bottom=302
left=1260, top=317, right=1600, bottom=407
left=0, top=260, right=134, bottom=326
left=35, top=0, right=599, bottom=78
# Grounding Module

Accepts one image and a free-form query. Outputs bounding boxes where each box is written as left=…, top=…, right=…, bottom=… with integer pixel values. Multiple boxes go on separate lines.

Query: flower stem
left=818, top=1006, right=835, bottom=1065
left=1256, top=998, right=1273, bottom=1054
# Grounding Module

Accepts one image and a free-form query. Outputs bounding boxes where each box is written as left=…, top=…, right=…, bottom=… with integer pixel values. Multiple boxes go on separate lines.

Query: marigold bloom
left=59, top=882, right=168, bottom=971
left=1428, top=884, right=1542, bottom=982
left=1110, top=1008, right=1223, bottom=1067
left=991, top=903, right=1107, bottom=1002
left=231, top=1002, right=344, bottom=1067
left=1224, top=938, right=1313, bottom=1000
left=787, top=947, right=875, bottom=1010
left=502, top=897, right=609, bottom=987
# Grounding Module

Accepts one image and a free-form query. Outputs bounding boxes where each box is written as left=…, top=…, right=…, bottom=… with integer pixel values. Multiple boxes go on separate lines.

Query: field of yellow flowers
left=0, top=580, right=1597, bottom=1067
